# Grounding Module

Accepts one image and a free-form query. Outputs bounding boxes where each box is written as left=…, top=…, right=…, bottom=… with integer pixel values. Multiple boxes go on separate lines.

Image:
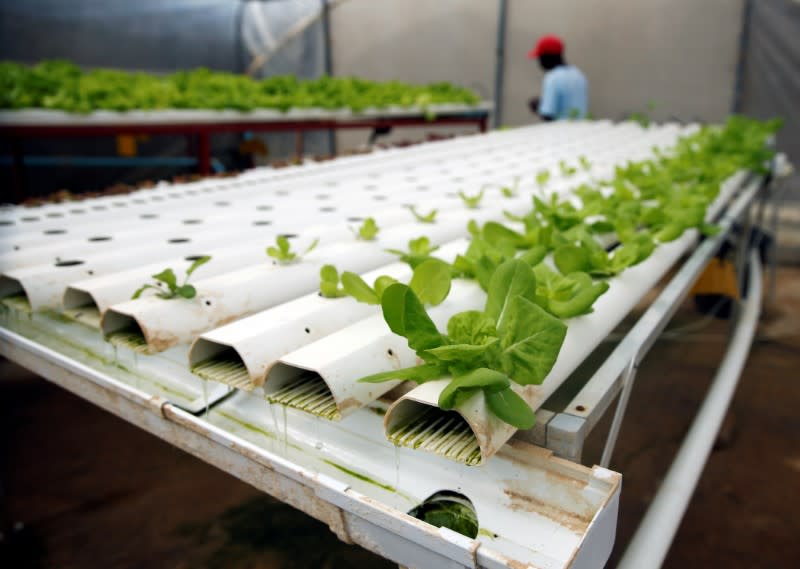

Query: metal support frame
left=545, top=173, right=769, bottom=465
left=618, top=249, right=763, bottom=568
left=492, top=0, right=508, bottom=128
left=0, top=108, right=490, bottom=198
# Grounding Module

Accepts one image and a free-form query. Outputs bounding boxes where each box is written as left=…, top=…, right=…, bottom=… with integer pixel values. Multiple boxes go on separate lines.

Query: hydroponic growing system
left=0, top=119, right=778, bottom=569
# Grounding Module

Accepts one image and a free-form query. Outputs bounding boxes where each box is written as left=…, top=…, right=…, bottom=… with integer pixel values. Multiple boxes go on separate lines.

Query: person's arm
left=536, top=73, right=558, bottom=121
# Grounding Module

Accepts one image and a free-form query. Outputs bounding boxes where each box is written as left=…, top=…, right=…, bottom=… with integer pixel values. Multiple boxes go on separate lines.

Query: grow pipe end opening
left=101, top=310, right=152, bottom=354
left=189, top=341, right=253, bottom=390
left=385, top=400, right=482, bottom=466
left=62, top=287, right=102, bottom=328
left=0, top=276, right=30, bottom=313
left=408, top=490, right=480, bottom=539
left=265, top=363, right=341, bottom=421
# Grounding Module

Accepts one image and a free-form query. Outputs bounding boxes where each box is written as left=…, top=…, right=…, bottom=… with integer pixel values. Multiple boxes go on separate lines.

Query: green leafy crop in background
left=0, top=60, right=481, bottom=113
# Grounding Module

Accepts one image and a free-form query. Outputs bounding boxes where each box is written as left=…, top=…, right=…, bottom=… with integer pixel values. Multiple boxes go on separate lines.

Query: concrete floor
left=2, top=266, right=800, bottom=569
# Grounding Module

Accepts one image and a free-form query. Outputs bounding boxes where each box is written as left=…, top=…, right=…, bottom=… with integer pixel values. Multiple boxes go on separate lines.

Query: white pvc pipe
left=188, top=238, right=471, bottom=388
left=617, top=251, right=762, bottom=569
left=101, top=240, right=396, bottom=353
left=264, top=279, right=486, bottom=418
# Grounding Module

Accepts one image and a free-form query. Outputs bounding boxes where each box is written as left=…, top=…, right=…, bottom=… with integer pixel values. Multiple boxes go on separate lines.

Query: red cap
left=527, top=35, right=564, bottom=59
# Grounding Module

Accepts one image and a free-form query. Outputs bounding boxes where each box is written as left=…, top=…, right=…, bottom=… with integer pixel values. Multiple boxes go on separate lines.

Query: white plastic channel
left=264, top=279, right=486, bottom=420
left=188, top=238, right=472, bottom=390
left=0, top=324, right=621, bottom=569
left=0, top=221, right=353, bottom=311
left=99, top=240, right=398, bottom=354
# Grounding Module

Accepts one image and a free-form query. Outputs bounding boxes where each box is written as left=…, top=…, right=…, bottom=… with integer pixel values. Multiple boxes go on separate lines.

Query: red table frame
left=1, top=112, right=489, bottom=202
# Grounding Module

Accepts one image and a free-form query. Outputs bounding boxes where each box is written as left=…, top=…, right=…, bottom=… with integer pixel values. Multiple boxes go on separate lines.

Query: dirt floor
left=2, top=266, right=800, bottom=569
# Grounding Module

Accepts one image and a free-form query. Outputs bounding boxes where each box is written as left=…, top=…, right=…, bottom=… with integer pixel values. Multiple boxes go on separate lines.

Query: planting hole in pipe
left=387, top=401, right=481, bottom=466
left=373, top=195, right=387, bottom=201
left=253, top=220, right=272, bottom=226
left=0, top=220, right=13, bottom=226
left=55, top=260, right=84, bottom=267
left=140, top=213, right=158, bottom=219
left=88, top=236, right=112, bottom=242
left=266, top=365, right=340, bottom=420
left=256, top=205, right=273, bottom=211
left=182, top=219, right=203, bottom=225
left=44, top=229, right=67, bottom=235
left=168, top=238, right=190, bottom=244
left=46, top=213, right=63, bottom=218
left=191, top=346, right=251, bottom=389
left=21, top=216, right=39, bottom=222
left=320, top=207, right=336, bottom=213
left=408, top=491, right=479, bottom=539
left=92, top=205, right=107, bottom=211
left=214, top=201, right=231, bottom=207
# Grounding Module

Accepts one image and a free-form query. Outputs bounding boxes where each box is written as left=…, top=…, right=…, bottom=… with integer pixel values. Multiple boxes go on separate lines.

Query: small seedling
left=386, top=236, right=440, bottom=268
left=132, top=256, right=211, bottom=300
left=535, top=169, right=551, bottom=188
left=408, top=206, right=437, bottom=224
left=458, top=188, right=485, bottom=209
left=267, top=235, right=319, bottom=263
left=559, top=160, right=577, bottom=177
left=319, top=264, right=346, bottom=298
left=500, top=177, right=520, bottom=198
left=352, top=217, right=379, bottom=241
left=578, top=155, right=592, bottom=171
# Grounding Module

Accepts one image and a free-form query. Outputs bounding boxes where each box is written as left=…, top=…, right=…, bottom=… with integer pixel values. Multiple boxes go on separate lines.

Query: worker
left=527, top=35, right=588, bottom=121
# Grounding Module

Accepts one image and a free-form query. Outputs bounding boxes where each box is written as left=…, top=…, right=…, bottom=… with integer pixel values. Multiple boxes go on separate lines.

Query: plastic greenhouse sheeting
left=0, top=0, right=329, bottom=194
left=0, top=0, right=325, bottom=77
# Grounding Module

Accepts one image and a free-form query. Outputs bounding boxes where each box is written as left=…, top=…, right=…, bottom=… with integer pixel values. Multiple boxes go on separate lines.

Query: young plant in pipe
left=360, top=259, right=567, bottom=432
left=320, top=259, right=451, bottom=307
left=131, top=256, right=211, bottom=300
left=267, top=259, right=453, bottom=419
left=350, top=217, right=380, bottom=241
left=267, top=235, right=319, bottom=264
left=407, top=206, right=437, bottom=224
left=386, top=236, right=441, bottom=269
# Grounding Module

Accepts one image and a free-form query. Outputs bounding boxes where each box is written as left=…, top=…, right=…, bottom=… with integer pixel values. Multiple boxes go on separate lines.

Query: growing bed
left=0, top=119, right=775, bottom=568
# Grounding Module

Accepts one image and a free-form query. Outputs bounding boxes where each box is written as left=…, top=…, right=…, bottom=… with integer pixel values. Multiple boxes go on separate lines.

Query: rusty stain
left=503, top=488, right=591, bottom=534
left=337, top=396, right=361, bottom=414
left=502, top=558, right=534, bottom=569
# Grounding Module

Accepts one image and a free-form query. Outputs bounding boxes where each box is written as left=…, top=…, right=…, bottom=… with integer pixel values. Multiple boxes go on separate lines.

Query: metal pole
left=492, top=0, right=508, bottom=128
left=321, top=0, right=337, bottom=155
left=618, top=251, right=762, bottom=569
left=732, top=0, right=754, bottom=112
left=599, top=359, right=638, bottom=468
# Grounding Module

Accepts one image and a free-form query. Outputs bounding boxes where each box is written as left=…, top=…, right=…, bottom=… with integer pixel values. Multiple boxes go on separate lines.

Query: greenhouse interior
left=1, top=1, right=799, bottom=568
